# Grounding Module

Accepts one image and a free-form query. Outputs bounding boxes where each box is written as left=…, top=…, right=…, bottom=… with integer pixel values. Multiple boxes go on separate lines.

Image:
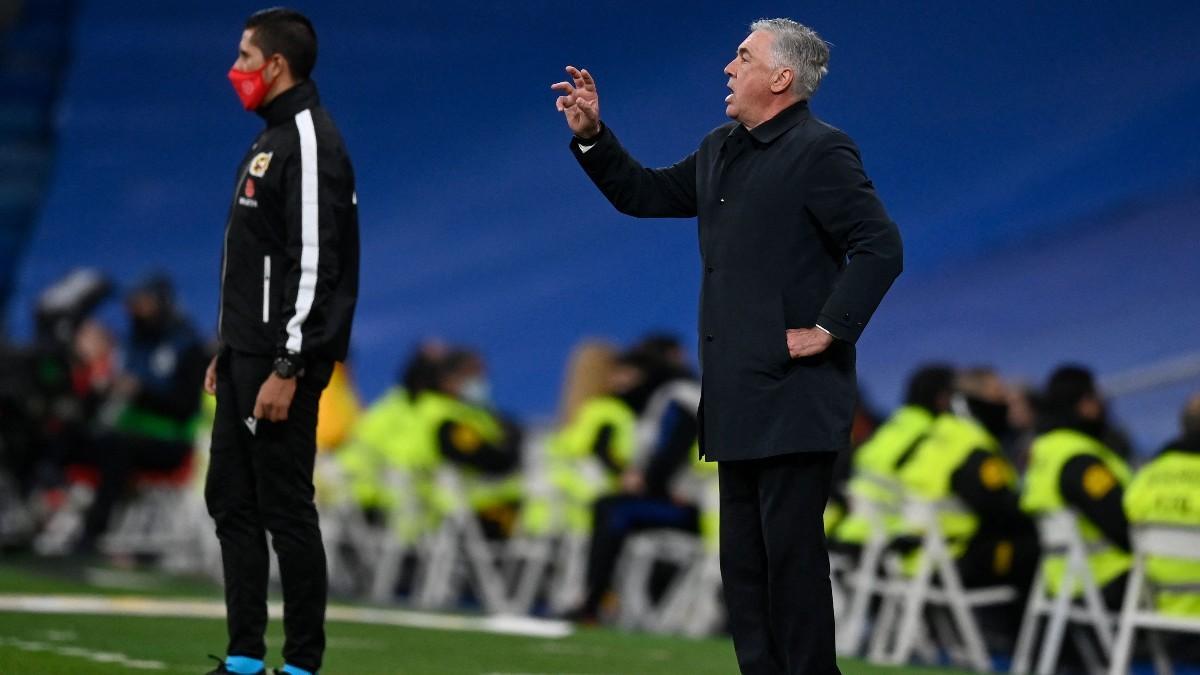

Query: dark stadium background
left=6, top=0, right=1199, bottom=450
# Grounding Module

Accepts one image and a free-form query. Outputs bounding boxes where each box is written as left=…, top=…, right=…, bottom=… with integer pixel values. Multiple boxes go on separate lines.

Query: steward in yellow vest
left=1124, top=394, right=1200, bottom=616
left=896, top=368, right=1038, bottom=611
left=832, top=364, right=955, bottom=550
left=334, top=386, right=416, bottom=515
left=543, top=394, right=637, bottom=534
left=564, top=342, right=702, bottom=623
left=1021, top=365, right=1131, bottom=604
left=413, top=348, right=524, bottom=540
left=341, top=344, right=524, bottom=540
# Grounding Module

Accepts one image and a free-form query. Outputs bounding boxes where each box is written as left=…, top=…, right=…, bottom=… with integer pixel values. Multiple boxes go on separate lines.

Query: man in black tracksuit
left=205, top=9, right=358, bottom=675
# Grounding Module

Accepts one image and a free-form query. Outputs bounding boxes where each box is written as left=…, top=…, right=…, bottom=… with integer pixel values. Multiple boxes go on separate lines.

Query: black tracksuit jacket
left=217, top=80, right=358, bottom=363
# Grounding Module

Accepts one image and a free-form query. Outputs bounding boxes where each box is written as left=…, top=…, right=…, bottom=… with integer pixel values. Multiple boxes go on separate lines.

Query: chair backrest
left=635, top=380, right=701, bottom=465
left=1037, top=509, right=1083, bottom=550
left=900, top=494, right=970, bottom=529
left=1133, top=524, right=1200, bottom=561
left=851, top=472, right=905, bottom=528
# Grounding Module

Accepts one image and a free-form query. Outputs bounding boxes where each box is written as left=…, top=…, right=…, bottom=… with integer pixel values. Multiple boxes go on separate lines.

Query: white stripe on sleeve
left=286, top=108, right=320, bottom=354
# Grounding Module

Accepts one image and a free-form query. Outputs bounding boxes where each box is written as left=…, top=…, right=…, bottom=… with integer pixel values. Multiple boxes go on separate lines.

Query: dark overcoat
left=572, top=100, right=902, bottom=460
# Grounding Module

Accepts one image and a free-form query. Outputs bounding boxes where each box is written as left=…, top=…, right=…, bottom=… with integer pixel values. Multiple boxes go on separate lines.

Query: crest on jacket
left=248, top=152, right=273, bottom=178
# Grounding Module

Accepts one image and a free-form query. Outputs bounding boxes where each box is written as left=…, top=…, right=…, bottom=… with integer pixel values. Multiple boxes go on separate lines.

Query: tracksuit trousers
left=205, top=349, right=333, bottom=673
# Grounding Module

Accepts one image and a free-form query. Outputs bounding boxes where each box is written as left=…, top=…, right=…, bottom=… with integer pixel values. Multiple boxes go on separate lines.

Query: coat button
left=719, top=198, right=725, bottom=203
left=843, top=313, right=851, bottom=320
left=706, top=267, right=714, bottom=274
left=706, top=334, right=714, bottom=342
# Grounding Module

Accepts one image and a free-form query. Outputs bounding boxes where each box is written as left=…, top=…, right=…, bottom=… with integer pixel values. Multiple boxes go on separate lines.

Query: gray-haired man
left=553, top=19, right=902, bottom=674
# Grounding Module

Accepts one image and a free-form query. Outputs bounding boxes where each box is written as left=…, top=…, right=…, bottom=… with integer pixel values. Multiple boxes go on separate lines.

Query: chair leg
left=549, top=534, right=587, bottom=614
left=1068, top=626, right=1104, bottom=675
left=936, top=550, right=992, bottom=672
left=415, top=521, right=459, bottom=609
left=868, top=580, right=901, bottom=663
left=1108, top=555, right=1144, bottom=675
left=1035, top=567, right=1075, bottom=675
left=1012, top=569, right=1045, bottom=675
left=1079, top=567, right=1115, bottom=657
left=508, top=538, right=552, bottom=615
left=462, top=516, right=509, bottom=614
left=890, top=543, right=935, bottom=665
left=615, top=536, right=656, bottom=630
left=1148, top=629, right=1173, bottom=675
left=840, top=534, right=886, bottom=657
left=369, top=537, right=402, bottom=602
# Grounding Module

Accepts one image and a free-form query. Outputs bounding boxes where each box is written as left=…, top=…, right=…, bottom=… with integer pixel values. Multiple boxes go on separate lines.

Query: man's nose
left=723, top=61, right=735, bottom=77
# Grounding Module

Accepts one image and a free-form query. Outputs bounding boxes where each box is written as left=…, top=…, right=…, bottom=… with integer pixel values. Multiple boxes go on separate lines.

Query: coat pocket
left=261, top=255, right=271, bottom=323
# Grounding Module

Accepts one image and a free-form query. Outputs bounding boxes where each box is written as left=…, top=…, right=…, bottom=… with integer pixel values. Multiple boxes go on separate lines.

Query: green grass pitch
left=0, top=561, right=967, bottom=674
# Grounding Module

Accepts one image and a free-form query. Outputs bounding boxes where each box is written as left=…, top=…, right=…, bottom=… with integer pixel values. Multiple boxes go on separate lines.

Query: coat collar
left=738, top=99, right=810, bottom=145
left=256, top=80, right=320, bottom=127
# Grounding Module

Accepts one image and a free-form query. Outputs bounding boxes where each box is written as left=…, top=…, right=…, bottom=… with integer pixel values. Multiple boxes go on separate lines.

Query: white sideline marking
left=0, top=635, right=166, bottom=669
left=0, top=594, right=573, bottom=639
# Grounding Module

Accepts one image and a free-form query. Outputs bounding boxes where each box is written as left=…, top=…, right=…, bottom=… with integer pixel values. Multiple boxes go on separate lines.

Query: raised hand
left=551, top=65, right=601, bottom=139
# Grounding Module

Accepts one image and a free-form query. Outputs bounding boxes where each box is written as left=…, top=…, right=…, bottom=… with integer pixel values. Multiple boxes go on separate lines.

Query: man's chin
left=724, top=104, right=737, bottom=119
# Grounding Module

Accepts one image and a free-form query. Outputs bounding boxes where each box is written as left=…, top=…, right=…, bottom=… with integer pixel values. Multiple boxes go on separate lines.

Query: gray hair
left=749, top=18, right=830, bottom=98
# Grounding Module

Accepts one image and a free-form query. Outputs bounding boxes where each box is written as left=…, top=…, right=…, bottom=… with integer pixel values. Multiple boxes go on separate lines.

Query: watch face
left=274, top=358, right=296, bottom=378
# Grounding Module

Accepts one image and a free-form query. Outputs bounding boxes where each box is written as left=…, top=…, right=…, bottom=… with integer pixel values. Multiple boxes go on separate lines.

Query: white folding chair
left=876, top=496, right=1016, bottom=672
left=1012, top=510, right=1116, bottom=675
left=614, top=529, right=707, bottom=633
left=1108, top=524, right=1200, bottom=675
left=99, top=470, right=194, bottom=558
left=837, top=472, right=908, bottom=657
left=497, top=428, right=561, bottom=615
left=545, top=533, right=589, bottom=614
left=632, top=475, right=724, bottom=638
left=339, top=465, right=427, bottom=602
left=409, top=468, right=512, bottom=614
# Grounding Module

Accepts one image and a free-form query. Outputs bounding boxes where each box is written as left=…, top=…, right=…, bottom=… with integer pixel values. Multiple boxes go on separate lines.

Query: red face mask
left=228, top=61, right=272, bottom=111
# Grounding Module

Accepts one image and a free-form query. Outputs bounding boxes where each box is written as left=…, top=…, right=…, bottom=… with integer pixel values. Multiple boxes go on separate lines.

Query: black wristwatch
left=272, top=354, right=304, bottom=379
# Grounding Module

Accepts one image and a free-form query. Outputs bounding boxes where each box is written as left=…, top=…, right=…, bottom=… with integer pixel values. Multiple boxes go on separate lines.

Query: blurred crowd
left=0, top=269, right=208, bottom=554
left=2, top=268, right=1200, bottom=667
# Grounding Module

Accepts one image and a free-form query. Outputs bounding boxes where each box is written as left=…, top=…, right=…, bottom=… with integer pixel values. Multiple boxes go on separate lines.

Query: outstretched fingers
left=579, top=68, right=596, bottom=91
left=565, top=65, right=585, bottom=88
left=551, top=81, right=576, bottom=111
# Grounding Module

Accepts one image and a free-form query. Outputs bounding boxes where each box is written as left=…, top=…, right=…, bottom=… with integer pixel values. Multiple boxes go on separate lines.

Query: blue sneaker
left=205, top=655, right=265, bottom=675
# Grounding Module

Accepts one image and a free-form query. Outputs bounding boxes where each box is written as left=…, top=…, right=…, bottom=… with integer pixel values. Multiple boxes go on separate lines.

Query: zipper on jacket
left=217, top=164, right=252, bottom=339
left=262, top=255, right=271, bottom=323
left=217, top=137, right=263, bottom=341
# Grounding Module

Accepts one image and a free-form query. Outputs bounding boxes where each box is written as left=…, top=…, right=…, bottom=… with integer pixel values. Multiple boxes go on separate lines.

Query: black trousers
left=719, top=451, right=840, bottom=675
left=205, top=350, right=332, bottom=672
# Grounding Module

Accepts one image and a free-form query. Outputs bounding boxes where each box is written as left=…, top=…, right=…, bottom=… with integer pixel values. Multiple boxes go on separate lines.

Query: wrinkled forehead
left=737, top=29, right=773, bottom=57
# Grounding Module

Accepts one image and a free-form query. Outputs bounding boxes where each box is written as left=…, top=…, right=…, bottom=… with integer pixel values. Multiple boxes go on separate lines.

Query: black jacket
left=218, top=80, right=359, bottom=363
left=572, top=101, right=902, bottom=460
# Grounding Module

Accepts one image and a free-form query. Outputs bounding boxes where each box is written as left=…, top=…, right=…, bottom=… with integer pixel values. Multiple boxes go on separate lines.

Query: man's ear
left=770, top=67, right=794, bottom=94
left=266, top=54, right=287, bottom=83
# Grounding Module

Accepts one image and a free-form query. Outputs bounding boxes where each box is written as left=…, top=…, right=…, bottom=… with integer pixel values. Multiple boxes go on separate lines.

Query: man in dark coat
left=553, top=18, right=902, bottom=675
